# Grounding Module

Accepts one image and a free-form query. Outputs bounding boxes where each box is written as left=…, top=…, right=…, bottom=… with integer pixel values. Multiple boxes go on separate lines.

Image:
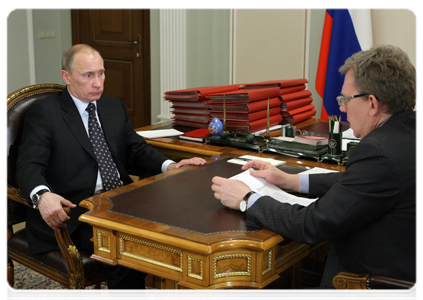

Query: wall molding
left=157, top=9, right=186, bottom=122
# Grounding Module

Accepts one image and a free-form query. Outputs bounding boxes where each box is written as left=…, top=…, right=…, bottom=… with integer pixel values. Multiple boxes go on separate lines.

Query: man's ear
left=61, top=70, right=70, bottom=85
left=368, top=94, right=382, bottom=117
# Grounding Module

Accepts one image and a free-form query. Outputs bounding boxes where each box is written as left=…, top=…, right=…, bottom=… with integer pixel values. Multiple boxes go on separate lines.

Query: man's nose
left=93, top=75, right=102, bottom=87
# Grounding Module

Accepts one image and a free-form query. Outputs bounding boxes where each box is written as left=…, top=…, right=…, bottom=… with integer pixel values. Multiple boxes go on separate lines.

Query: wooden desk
left=79, top=119, right=345, bottom=289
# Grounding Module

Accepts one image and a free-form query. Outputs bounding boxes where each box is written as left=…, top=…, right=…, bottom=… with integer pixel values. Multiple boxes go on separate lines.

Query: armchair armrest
left=333, top=271, right=415, bottom=289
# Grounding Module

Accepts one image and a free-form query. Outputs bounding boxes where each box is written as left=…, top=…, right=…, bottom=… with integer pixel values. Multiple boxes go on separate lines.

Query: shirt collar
left=379, top=116, right=391, bottom=127
left=68, top=90, right=97, bottom=115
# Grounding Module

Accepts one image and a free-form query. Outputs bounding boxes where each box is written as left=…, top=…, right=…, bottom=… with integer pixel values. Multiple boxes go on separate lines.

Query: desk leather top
left=107, top=158, right=303, bottom=235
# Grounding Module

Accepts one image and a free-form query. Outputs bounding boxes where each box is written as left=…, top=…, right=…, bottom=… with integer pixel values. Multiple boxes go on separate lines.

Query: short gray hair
left=62, top=44, right=103, bottom=73
left=339, top=45, right=415, bottom=114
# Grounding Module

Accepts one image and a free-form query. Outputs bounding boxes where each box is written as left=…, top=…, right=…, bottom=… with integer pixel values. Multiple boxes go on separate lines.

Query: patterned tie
left=86, top=103, right=122, bottom=191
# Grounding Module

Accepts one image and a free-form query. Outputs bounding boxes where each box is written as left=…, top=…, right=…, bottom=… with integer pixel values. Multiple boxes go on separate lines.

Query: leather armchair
left=7, top=84, right=107, bottom=289
left=333, top=271, right=415, bottom=289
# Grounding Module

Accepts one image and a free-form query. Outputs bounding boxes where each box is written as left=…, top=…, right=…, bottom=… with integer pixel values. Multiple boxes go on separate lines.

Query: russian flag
left=316, top=9, right=373, bottom=120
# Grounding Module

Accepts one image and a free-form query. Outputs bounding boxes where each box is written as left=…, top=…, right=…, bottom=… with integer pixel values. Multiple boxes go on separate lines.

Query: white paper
left=253, top=125, right=282, bottom=135
left=227, top=155, right=286, bottom=166
left=230, top=169, right=317, bottom=207
left=299, top=167, right=339, bottom=175
left=136, top=129, right=183, bottom=139
left=342, top=128, right=360, bottom=139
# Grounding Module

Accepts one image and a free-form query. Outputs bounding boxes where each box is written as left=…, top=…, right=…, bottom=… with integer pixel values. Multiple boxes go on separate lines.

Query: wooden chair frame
left=333, top=271, right=415, bottom=289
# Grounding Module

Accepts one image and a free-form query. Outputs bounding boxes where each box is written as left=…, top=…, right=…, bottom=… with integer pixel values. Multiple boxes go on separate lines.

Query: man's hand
left=37, top=192, right=77, bottom=232
left=241, top=160, right=300, bottom=192
left=167, top=157, right=207, bottom=171
left=211, top=176, right=251, bottom=210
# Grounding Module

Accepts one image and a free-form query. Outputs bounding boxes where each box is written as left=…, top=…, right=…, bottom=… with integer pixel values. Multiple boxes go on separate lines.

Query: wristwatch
left=240, top=191, right=256, bottom=212
left=31, top=189, right=49, bottom=209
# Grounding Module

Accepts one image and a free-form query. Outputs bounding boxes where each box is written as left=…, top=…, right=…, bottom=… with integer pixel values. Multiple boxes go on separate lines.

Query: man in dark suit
left=16, top=44, right=206, bottom=289
left=212, top=45, right=416, bottom=288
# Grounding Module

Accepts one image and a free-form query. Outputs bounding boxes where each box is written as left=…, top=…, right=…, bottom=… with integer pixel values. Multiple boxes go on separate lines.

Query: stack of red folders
left=239, top=79, right=316, bottom=127
left=280, top=89, right=316, bottom=125
left=207, top=87, right=282, bottom=133
left=165, top=85, right=239, bottom=128
left=165, top=78, right=316, bottom=133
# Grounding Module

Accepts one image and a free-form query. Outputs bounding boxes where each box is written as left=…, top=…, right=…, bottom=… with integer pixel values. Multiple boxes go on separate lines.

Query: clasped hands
left=212, top=159, right=300, bottom=210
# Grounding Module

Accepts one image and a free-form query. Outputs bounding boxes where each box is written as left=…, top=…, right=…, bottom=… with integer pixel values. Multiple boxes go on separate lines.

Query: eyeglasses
left=336, top=94, right=369, bottom=106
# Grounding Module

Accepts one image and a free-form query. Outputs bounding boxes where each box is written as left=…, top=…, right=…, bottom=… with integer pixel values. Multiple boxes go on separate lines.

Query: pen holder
left=328, top=133, right=342, bottom=156
left=281, top=125, right=296, bottom=137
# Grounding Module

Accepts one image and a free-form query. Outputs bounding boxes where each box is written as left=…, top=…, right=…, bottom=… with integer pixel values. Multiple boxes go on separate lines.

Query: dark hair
left=62, top=44, right=103, bottom=73
left=339, top=45, right=415, bottom=114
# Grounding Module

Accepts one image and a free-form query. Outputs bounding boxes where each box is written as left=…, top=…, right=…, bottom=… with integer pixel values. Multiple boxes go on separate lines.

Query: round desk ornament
left=220, top=130, right=228, bottom=140
left=208, top=117, right=224, bottom=136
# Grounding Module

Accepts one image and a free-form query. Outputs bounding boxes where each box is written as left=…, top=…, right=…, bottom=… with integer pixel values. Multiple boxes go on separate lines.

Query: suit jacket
left=16, top=88, right=169, bottom=254
left=247, top=109, right=416, bottom=287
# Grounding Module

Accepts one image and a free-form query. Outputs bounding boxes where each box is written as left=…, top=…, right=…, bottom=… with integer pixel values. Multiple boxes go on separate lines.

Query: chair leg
left=7, top=258, right=14, bottom=287
left=94, top=282, right=102, bottom=289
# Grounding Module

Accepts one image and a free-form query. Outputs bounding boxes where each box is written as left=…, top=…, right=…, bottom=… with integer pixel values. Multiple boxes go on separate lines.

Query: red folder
left=206, top=88, right=281, bottom=103
left=226, top=114, right=282, bottom=133
left=172, top=114, right=210, bottom=122
left=281, top=97, right=313, bottom=111
left=279, top=85, right=307, bottom=95
left=282, top=104, right=315, bottom=116
left=165, top=85, right=240, bottom=101
left=179, top=128, right=211, bottom=142
left=210, top=107, right=281, bottom=122
left=282, top=109, right=317, bottom=125
left=209, top=97, right=281, bottom=113
left=281, top=90, right=312, bottom=102
left=172, top=119, right=209, bottom=128
left=169, top=101, right=210, bottom=108
left=241, top=78, right=308, bottom=89
left=171, top=107, right=209, bottom=115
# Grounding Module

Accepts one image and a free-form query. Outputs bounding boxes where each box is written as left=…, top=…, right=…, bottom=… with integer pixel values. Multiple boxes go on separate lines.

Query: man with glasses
left=212, top=45, right=416, bottom=288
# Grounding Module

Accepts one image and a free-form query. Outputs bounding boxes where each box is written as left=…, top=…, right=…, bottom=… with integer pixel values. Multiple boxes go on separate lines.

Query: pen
left=232, top=157, right=252, bottom=162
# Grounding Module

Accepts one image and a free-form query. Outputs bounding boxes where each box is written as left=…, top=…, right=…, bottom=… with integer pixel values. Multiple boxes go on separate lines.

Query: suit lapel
left=60, top=88, right=96, bottom=160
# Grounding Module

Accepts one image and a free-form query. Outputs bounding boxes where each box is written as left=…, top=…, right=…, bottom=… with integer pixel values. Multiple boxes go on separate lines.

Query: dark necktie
left=86, top=103, right=122, bottom=191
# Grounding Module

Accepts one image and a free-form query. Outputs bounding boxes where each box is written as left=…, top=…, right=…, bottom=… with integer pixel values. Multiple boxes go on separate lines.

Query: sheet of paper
left=299, top=167, right=339, bottom=175
left=230, top=169, right=317, bottom=207
left=342, top=128, right=360, bottom=140
left=136, top=129, right=183, bottom=139
left=227, top=155, right=286, bottom=167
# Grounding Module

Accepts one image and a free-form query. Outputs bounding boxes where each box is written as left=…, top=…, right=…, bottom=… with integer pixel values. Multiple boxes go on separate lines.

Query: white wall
left=7, top=9, right=416, bottom=119
left=7, top=10, right=33, bottom=94
left=233, top=9, right=307, bottom=84
left=32, top=9, right=72, bottom=85
left=372, top=9, right=416, bottom=66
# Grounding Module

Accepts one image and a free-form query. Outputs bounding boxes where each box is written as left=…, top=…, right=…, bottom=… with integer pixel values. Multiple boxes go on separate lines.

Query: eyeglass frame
left=336, top=93, right=369, bottom=106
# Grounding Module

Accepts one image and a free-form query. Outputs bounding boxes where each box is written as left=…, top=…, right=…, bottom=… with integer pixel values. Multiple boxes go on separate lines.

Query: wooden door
left=71, top=9, right=151, bottom=129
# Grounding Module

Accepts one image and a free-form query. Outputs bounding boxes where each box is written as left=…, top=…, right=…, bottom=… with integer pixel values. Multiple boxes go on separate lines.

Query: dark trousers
left=71, top=221, right=147, bottom=289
